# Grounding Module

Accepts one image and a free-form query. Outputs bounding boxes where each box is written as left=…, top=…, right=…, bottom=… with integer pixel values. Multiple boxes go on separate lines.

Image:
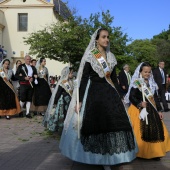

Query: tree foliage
left=127, top=39, right=158, bottom=67
left=153, top=25, right=170, bottom=40
left=116, top=55, right=138, bottom=73
left=152, top=25, right=170, bottom=72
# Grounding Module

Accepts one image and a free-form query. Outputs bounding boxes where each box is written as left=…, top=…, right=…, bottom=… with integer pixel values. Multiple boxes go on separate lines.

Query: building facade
left=0, top=0, right=70, bottom=75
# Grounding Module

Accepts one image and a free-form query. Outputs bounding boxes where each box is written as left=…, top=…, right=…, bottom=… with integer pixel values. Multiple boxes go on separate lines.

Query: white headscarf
left=0, top=59, right=12, bottom=80
left=0, top=58, right=11, bottom=69
left=64, top=28, right=117, bottom=130
left=124, top=62, right=158, bottom=104
left=44, top=66, right=71, bottom=122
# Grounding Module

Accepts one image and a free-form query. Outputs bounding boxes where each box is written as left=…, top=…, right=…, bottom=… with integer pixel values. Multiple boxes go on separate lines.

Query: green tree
left=153, top=25, right=170, bottom=40
left=127, top=39, right=158, bottom=67
left=116, top=55, right=138, bottom=74
left=152, top=25, right=170, bottom=72
left=24, top=17, right=89, bottom=65
left=151, top=39, right=170, bottom=72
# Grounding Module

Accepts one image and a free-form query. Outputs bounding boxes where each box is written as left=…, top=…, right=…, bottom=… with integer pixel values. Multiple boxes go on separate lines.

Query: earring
left=95, top=41, right=99, bottom=49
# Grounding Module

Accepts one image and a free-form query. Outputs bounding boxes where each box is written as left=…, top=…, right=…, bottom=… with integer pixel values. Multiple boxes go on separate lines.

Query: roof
left=0, top=0, right=71, bottom=19
left=53, top=0, right=71, bottom=20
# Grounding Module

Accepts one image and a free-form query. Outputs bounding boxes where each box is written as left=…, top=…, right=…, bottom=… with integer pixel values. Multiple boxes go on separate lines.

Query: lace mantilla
left=86, top=52, right=117, bottom=78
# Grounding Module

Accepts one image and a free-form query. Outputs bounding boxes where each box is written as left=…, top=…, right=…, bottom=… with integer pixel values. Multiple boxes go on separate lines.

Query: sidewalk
left=0, top=112, right=169, bottom=170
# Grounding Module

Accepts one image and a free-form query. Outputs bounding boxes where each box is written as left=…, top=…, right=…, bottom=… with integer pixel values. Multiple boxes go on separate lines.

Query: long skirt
left=31, top=78, right=51, bottom=112
left=0, top=78, right=20, bottom=116
left=128, top=104, right=170, bottom=159
left=59, top=81, right=138, bottom=165
left=44, top=94, right=71, bottom=132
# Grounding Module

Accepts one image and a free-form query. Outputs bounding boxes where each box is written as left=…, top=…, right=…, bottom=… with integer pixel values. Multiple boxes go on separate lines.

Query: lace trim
left=86, top=52, right=117, bottom=78
left=81, top=131, right=135, bottom=155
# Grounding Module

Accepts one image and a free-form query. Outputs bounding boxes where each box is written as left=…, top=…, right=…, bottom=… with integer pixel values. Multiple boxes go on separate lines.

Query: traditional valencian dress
left=43, top=67, right=73, bottom=132
left=59, top=29, right=138, bottom=166
left=31, top=65, right=51, bottom=113
left=125, top=62, right=170, bottom=159
left=0, top=66, right=20, bottom=116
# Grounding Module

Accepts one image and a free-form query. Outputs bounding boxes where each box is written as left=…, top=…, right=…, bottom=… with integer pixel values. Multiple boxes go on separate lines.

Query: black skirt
left=0, top=78, right=16, bottom=110
left=80, top=81, right=135, bottom=155
left=33, top=78, right=51, bottom=106
left=140, top=101, right=164, bottom=143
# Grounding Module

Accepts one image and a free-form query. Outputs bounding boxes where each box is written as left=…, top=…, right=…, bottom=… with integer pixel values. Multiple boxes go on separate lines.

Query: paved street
left=0, top=111, right=170, bottom=170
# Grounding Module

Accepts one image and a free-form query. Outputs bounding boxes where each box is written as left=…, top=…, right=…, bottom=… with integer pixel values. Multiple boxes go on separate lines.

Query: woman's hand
left=75, top=102, right=82, bottom=114
left=158, top=112, right=163, bottom=120
left=140, top=101, right=147, bottom=108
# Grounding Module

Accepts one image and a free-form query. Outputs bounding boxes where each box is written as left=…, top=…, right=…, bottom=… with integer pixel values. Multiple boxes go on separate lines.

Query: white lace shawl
left=64, top=28, right=117, bottom=131
left=124, top=62, right=158, bottom=104
left=0, top=59, right=13, bottom=80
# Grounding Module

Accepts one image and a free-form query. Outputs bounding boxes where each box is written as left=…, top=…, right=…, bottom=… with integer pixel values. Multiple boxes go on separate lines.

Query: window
left=18, top=13, right=28, bottom=31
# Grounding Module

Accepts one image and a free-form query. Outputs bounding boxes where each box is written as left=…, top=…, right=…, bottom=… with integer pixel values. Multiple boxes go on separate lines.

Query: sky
left=60, top=0, right=170, bottom=41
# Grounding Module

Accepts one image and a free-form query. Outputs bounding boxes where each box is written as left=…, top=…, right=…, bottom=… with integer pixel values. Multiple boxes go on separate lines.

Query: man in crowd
left=153, top=61, right=170, bottom=112
left=15, top=55, right=38, bottom=118
left=30, top=59, right=37, bottom=67
left=118, top=64, right=131, bottom=99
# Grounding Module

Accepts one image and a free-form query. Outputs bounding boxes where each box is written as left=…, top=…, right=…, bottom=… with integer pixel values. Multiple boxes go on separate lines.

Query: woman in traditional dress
left=59, top=28, right=138, bottom=170
left=125, top=62, right=170, bottom=160
left=43, top=66, right=74, bottom=133
left=0, top=59, right=21, bottom=119
left=12, top=60, right=22, bottom=93
left=31, top=57, right=51, bottom=115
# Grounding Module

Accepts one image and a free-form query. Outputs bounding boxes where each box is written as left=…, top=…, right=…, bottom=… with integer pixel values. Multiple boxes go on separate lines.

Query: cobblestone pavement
left=0, top=112, right=170, bottom=170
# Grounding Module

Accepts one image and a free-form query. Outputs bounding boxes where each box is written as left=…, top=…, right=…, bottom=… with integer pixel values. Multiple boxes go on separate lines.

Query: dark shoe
left=26, top=114, right=32, bottom=119
left=0, top=116, right=1, bottom=118
left=152, top=157, right=161, bottom=161
left=40, top=112, right=45, bottom=116
left=164, top=108, right=170, bottom=112
left=33, top=112, right=37, bottom=116
left=19, top=112, right=24, bottom=117
left=6, top=116, right=10, bottom=120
